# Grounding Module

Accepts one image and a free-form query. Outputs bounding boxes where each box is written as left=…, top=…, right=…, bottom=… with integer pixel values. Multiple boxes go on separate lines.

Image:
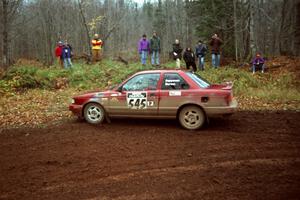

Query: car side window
left=122, top=73, right=160, bottom=91
left=161, top=73, right=189, bottom=90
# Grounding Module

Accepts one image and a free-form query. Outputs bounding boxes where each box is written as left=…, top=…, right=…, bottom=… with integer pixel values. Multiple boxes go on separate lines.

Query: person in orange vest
left=91, top=34, right=103, bottom=62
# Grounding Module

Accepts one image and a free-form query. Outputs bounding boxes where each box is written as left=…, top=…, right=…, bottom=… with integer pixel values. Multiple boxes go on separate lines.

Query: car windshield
left=186, top=72, right=210, bottom=88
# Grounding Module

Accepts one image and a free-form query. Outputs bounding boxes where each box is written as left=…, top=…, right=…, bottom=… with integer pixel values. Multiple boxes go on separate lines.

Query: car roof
left=135, top=69, right=186, bottom=75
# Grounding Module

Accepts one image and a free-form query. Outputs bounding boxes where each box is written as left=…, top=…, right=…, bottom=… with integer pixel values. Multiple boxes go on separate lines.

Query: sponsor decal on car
left=111, top=97, right=118, bottom=102
left=169, top=91, right=181, bottom=96
left=165, top=79, right=180, bottom=86
left=95, top=93, right=104, bottom=97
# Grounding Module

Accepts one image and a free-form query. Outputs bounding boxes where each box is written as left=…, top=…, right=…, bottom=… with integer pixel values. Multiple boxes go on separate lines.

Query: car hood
left=73, top=90, right=114, bottom=99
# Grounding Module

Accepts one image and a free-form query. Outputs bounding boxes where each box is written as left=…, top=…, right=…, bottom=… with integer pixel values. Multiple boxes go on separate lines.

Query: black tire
left=83, top=103, right=105, bottom=124
left=178, top=105, right=205, bottom=130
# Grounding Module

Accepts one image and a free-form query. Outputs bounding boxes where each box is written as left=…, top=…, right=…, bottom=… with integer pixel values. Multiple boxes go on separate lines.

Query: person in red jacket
left=55, top=41, right=63, bottom=67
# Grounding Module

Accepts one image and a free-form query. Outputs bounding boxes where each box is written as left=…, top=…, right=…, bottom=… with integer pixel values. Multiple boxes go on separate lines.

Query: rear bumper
left=69, top=104, right=83, bottom=117
left=204, top=99, right=238, bottom=116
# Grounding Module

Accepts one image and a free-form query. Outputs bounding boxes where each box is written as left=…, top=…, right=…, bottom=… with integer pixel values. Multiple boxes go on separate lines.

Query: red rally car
left=69, top=70, right=238, bottom=130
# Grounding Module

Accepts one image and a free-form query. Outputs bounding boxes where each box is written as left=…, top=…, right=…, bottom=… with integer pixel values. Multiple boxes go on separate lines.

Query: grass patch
left=0, top=59, right=299, bottom=107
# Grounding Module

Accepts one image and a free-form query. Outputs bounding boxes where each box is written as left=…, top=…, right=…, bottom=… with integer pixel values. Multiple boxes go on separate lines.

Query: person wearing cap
left=195, top=40, right=207, bottom=71
left=251, top=53, right=265, bottom=74
left=150, top=31, right=161, bottom=67
left=138, top=34, right=150, bottom=65
left=91, top=34, right=103, bottom=62
left=55, top=41, right=63, bottom=67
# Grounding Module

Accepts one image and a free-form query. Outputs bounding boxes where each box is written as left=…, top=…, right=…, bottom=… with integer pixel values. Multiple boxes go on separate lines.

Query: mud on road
left=0, top=111, right=299, bottom=200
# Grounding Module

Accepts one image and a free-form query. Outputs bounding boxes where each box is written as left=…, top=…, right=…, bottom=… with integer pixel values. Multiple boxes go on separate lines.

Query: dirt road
left=0, top=111, right=299, bottom=200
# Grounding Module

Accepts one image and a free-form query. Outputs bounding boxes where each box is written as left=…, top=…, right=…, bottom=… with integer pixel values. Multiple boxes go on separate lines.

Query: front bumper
left=204, top=99, right=238, bottom=116
left=69, top=104, right=83, bottom=117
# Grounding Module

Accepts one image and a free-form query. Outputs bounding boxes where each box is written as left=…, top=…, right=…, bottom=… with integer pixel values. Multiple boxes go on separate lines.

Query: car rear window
left=186, top=72, right=210, bottom=88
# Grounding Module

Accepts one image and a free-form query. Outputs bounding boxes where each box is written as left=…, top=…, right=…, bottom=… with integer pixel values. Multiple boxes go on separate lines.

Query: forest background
left=0, top=0, right=299, bottom=127
left=1, top=0, right=300, bottom=67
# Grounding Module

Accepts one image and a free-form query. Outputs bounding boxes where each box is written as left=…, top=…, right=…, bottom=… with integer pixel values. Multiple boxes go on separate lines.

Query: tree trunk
left=233, top=0, right=238, bottom=61
left=295, top=1, right=300, bottom=55
left=249, top=0, right=257, bottom=58
left=2, top=0, right=9, bottom=68
left=78, top=0, right=92, bottom=63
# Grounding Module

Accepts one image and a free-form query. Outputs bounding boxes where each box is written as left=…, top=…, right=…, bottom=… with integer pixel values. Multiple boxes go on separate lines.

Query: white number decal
left=127, top=92, right=147, bottom=109
left=147, top=101, right=154, bottom=107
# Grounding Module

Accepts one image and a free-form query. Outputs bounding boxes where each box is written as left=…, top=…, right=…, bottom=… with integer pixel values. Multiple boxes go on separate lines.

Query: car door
left=158, top=73, right=190, bottom=117
left=108, top=73, right=161, bottom=116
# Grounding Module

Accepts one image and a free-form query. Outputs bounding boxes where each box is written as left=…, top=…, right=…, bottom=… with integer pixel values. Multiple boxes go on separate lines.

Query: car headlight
left=70, top=98, right=75, bottom=104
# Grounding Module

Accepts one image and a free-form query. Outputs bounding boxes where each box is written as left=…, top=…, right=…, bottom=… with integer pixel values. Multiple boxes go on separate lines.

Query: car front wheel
left=178, top=105, right=205, bottom=130
left=84, top=103, right=105, bottom=124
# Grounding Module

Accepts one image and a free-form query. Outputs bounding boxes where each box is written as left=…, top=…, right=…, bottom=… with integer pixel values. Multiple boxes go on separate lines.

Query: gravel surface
left=0, top=111, right=299, bottom=200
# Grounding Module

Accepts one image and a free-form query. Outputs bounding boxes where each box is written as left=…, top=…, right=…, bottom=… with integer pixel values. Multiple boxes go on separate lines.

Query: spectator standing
left=183, top=47, right=197, bottom=72
left=150, top=31, right=161, bottom=67
left=138, top=34, right=150, bottom=65
left=172, top=39, right=183, bottom=69
left=64, top=40, right=73, bottom=58
left=91, top=34, right=103, bottom=62
left=55, top=41, right=63, bottom=67
left=61, top=42, right=73, bottom=69
left=195, top=40, right=207, bottom=70
left=251, top=53, right=265, bottom=74
left=209, top=33, right=223, bottom=68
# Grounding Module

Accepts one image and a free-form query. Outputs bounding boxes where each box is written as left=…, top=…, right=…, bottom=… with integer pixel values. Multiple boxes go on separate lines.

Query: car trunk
left=208, top=82, right=234, bottom=105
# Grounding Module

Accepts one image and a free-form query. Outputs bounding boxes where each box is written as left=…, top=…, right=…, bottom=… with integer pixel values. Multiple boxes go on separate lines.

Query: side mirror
left=116, top=86, right=123, bottom=92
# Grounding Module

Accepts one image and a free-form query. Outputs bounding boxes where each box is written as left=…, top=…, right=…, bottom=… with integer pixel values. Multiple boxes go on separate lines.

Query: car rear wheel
left=84, top=103, right=105, bottom=124
left=178, top=105, right=205, bottom=130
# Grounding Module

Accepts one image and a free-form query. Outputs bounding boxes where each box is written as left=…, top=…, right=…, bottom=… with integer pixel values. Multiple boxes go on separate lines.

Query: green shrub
left=0, top=60, right=299, bottom=104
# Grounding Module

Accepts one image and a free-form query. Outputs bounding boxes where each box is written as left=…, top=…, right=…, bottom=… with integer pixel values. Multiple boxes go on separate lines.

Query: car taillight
left=226, top=91, right=233, bottom=105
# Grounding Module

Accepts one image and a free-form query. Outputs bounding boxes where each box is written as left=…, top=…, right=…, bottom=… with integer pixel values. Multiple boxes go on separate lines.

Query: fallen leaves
left=0, top=89, right=77, bottom=128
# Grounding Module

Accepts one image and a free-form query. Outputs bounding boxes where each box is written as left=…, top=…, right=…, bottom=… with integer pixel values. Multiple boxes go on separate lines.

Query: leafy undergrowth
left=0, top=57, right=299, bottom=128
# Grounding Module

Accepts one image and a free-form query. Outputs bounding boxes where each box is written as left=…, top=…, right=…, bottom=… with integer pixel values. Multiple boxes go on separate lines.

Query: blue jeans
left=252, top=63, right=265, bottom=73
left=198, top=56, right=205, bottom=70
left=63, top=58, right=72, bottom=69
left=140, top=50, right=148, bottom=65
left=151, top=50, right=160, bottom=65
left=212, top=54, right=220, bottom=68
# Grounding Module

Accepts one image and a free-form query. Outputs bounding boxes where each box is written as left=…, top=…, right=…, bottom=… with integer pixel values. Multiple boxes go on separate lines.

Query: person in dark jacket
left=251, top=53, right=265, bottom=74
left=64, top=40, right=73, bottom=58
left=195, top=40, right=207, bottom=70
left=61, top=41, right=73, bottom=69
left=150, top=31, right=161, bottom=67
left=172, top=39, right=183, bottom=69
left=209, top=33, right=223, bottom=68
left=183, top=47, right=197, bottom=72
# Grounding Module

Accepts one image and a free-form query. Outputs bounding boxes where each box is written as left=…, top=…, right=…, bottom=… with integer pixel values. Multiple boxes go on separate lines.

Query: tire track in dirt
left=41, top=157, right=300, bottom=192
